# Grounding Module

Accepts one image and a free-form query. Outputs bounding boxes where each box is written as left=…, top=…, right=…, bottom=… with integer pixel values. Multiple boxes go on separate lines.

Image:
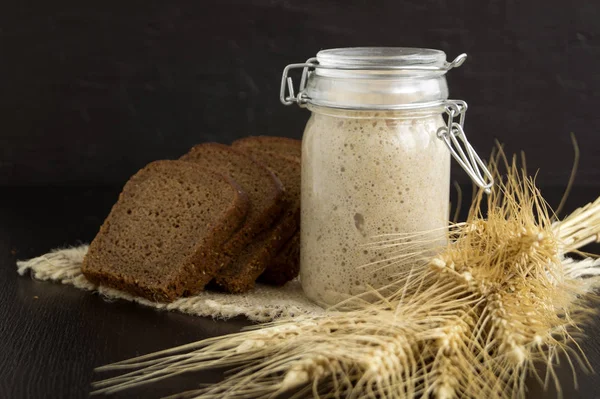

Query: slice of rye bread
left=260, top=232, right=300, bottom=285
left=180, top=143, right=285, bottom=292
left=215, top=151, right=300, bottom=291
left=232, top=137, right=302, bottom=285
left=233, top=136, right=301, bottom=160
left=231, top=142, right=301, bottom=287
left=214, top=226, right=289, bottom=292
left=81, top=160, right=249, bottom=302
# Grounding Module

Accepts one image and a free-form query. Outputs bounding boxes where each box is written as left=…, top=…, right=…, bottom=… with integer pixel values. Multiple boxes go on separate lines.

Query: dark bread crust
left=229, top=141, right=301, bottom=288
left=180, top=143, right=286, bottom=293
left=215, top=226, right=288, bottom=293
left=81, top=160, right=249, bottom=302
left=181, top=143, right=284, bottom=241
left=215, top=150, right=300, bottom=292
left=259, top=232, right=300, bottom=286
left=233, top=136, right=301, bottom=160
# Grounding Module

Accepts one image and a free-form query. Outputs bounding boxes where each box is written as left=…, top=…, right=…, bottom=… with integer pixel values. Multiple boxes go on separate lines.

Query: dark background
left=1, top=0, right=599, bottom=187
left=2, top=1, right=600, bottom=398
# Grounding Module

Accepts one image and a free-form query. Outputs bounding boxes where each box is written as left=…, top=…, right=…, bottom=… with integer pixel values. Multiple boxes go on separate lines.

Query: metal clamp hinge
left=437, top=100, right=494, bottom=194
left=280, top=58, right=317, bottom=106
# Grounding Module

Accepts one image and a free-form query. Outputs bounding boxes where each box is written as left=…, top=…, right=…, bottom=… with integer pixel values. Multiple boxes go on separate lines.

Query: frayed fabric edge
left=16, top=245, right=324, bottom=323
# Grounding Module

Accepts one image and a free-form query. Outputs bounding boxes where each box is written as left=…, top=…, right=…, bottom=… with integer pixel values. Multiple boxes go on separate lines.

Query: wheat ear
left=92, top=151, right=600, bottom=399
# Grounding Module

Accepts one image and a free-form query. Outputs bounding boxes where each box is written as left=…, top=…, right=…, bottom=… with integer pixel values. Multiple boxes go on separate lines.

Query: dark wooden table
left=2, top=185, right=599, bottom=398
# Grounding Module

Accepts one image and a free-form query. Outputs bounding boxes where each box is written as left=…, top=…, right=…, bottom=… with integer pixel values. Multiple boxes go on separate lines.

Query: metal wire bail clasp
left=279, top=58, right=317, bottom=106
left=437, top=100, right=494, bottom=194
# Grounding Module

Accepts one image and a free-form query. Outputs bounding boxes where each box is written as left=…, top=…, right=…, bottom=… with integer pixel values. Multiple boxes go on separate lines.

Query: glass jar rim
left=306, top=103, right=447, bottom=117
left=316, top=47, right=447, bottom=70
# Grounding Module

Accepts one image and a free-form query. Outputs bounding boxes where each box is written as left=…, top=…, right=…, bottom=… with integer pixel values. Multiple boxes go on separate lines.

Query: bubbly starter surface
left=300, top=110, right=450, bottom=306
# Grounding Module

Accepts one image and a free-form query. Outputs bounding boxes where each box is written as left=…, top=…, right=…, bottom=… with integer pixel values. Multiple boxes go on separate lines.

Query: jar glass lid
left=316, top=47, right=447, bottom=70
left=280, top=47, right=467, bottom=110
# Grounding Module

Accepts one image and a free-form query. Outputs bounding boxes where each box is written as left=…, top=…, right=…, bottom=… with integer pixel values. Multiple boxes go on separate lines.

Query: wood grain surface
left=0, top=187, right=250, bottom=398
left=1, top=185, right=599, bottom=398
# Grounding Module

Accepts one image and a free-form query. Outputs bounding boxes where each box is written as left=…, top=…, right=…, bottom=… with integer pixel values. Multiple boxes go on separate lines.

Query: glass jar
left=281, top=48, right=493, bottom=306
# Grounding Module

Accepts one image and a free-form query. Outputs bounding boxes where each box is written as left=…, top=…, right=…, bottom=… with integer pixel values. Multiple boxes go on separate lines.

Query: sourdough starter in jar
left=281, top=47, right=492, bottom=307
left=300, top=109, right=450, bottom=306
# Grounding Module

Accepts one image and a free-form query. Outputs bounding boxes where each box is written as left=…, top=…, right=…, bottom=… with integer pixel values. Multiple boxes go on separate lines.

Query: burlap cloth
left=16, top=245, right=325, bottom=322
left=17, top=246, right=600, bottom=323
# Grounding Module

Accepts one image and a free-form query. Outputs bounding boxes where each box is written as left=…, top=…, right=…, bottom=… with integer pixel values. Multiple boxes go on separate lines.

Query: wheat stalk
left=554, top=196, right=600, bottom=253
left=92, top=153, right=600, bottom=399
